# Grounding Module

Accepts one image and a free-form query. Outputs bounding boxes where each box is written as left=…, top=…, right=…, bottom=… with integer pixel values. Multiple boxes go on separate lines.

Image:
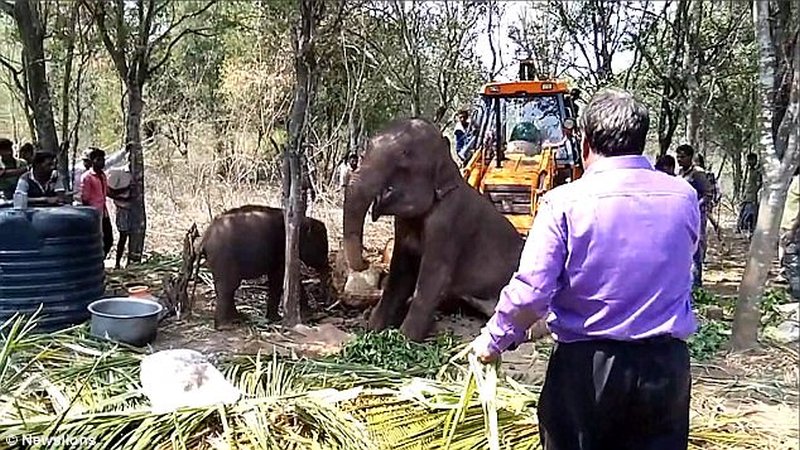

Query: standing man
left=780, top=167, right=800, bottom=298
left=454, top=110, right=470, bottom=161
left=0, top=138, right=28, bottom=200
left=333, top=153, right=358, bottom=205
left=471, top=88, right=698, bottom=449
left=107, top=168, right=138, bottom=269
left=676, top=144, right=712, bottom=288
left=693, top=153, right=724, bottom=245
left=72, top=149, right=92, bottom=205
left=81, top=148, right=113, bottom=256
left=738, top=153, right=763, bottom=237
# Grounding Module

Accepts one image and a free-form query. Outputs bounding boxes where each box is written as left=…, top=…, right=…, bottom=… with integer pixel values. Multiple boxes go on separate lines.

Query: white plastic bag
left=139, top=349, right=240, bottom=414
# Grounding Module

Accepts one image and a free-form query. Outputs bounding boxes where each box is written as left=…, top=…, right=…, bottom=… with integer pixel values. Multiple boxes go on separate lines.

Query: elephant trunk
left=343, top=166, right=383, bottom=272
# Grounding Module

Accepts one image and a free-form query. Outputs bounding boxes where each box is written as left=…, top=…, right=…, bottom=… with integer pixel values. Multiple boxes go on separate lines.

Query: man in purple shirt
left=471, top=88, right=699, bottom=449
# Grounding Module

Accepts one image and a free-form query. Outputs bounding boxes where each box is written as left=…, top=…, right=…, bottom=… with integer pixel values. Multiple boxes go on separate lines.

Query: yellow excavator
left=460, top=60, right=583, bottom=236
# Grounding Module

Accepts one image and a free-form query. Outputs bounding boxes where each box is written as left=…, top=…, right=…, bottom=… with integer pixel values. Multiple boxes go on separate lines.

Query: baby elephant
left=197, top=205, right=330, bottom=329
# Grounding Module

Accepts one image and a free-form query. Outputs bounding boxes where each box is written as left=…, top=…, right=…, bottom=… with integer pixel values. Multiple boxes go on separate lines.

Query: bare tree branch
left=147, top=27, right=214, bottom=77
left=0, top=54, right=30, bottom=107
left=148, top=0, right=216, bottom=52
left=81, top=0, right=128, bottom=77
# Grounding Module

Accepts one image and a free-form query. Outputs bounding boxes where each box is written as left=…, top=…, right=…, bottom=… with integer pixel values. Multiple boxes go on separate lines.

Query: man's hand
left=470, top=329, right=500, bottom=364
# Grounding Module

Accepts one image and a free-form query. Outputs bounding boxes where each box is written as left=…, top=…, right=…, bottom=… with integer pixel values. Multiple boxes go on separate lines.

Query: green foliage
left=692, top=286, right=719, bottom=308
left=688, top=287, right=794, bottom=360
left=689, top=287, right=731, bottom=361
left=760, top=288, right=792, bottom=327
left=333, top=329, right=460, bottom=377
left=688, top=318, right=730, bottom=361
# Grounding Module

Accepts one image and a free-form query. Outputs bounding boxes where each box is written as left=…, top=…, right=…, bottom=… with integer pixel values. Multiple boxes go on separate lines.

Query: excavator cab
left=461, top=61, right=583, bottom=236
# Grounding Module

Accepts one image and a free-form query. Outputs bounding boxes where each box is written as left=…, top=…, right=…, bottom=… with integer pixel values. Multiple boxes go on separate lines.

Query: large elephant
left=343, top=118, right=525, bottom=342
left=197, top=205, right=330, bottom=328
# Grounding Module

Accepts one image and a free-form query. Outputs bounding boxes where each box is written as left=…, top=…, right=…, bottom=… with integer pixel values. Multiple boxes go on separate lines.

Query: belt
left=556, top=334, right=681, bottom=347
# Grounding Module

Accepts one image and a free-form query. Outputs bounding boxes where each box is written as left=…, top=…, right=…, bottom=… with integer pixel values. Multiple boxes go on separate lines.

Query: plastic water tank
left=0, top=206, right=105, bottom=331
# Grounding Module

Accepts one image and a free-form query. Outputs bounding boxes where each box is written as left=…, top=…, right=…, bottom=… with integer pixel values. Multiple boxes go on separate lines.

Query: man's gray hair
left=578, top=88, right=649, bottom=156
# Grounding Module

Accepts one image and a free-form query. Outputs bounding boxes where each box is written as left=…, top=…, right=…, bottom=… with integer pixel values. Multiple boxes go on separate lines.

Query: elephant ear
left=433, top=135, right=460, bottom=200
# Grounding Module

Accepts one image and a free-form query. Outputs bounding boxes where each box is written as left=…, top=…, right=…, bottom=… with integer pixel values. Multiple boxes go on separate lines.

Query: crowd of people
left=653, top=144, right=719, bottom=287
left=0, top=138, right=139, bottom=269
left=653, top=146, right=800, bottom=291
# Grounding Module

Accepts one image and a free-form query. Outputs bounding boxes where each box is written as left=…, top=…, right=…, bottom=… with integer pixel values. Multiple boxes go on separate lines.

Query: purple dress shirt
left=484, top=155, right=700, bottom=354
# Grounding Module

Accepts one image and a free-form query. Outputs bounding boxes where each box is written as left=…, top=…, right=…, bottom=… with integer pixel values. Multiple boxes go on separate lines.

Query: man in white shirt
left=333, top=153, right=358, bottom=197
left=72, top=149, right=92, bottom=204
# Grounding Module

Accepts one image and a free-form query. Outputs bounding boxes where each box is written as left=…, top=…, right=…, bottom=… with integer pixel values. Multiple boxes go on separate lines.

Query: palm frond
left=0, top=312, right=787, bottom=450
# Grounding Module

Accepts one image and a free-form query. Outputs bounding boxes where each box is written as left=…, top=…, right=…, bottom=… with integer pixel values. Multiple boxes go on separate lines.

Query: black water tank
left=0, top=206, right=105, bottom=330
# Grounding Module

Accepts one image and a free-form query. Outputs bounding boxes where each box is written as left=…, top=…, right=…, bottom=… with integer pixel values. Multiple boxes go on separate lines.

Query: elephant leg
left=368, top=243, right=421, bottom=331
left=399, top=241, right=457, bottom=342
left=266, top=268, right=283, bottom=322
left=267, top=267, right=312, bottom=322
left=214, top=275, right=242, bottom=330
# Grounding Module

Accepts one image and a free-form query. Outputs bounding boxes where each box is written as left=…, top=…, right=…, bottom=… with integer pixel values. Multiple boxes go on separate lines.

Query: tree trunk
left=731, top=150, right=743, bottom=200
left=685, top=100, right=701, bottom=149
left=213, top=119, right=230, bottom=177
left=655, top=0, right=690, bottom=156
left=682, top=0, right=702, bottom=149
left=732, top=187, right=787, bottom=347
left=731, top=0, right=799, bottom=350
left=283, top=150, right=303, bottom=326
left=59, top=2, right=79, bottom=189
left=487, top=1, right=496, bottom=78
left=11, top=0, right=60, bottom=167
left=282, top=0, right=319, bottom=326
left=657, top=96, right=678, bottom=157
left=125, top=84, right=147, bottom=264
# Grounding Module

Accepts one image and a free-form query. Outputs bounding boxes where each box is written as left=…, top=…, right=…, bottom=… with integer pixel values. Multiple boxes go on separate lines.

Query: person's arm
left=107, top=186, right=130, bottom=201
left=105, top=148, right=129, bottom=169
left=51, top=174, right=67, bottom=204
left=695, top=171, right=712, bottom=209
left=0, top=160, right=27, bottom=178
left=0, top=167, right=26, bottom=177
left=481, top=196, right=568, bottom=354
left=14, top=176, right=29, bottom=195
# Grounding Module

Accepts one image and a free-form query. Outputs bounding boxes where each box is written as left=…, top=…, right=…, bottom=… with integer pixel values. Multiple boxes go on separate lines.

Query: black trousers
left=102, top=216, right=114, bottom=256
left=538, top=337, right=691, bottom=450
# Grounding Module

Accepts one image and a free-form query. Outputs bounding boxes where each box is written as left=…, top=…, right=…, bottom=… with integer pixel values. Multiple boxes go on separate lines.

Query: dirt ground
left=109, top=199, right=799, bottom=448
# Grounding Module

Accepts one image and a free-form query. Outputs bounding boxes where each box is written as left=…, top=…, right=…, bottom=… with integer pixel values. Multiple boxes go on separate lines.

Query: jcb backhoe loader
left=461, top=60, right=583, bottom=236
